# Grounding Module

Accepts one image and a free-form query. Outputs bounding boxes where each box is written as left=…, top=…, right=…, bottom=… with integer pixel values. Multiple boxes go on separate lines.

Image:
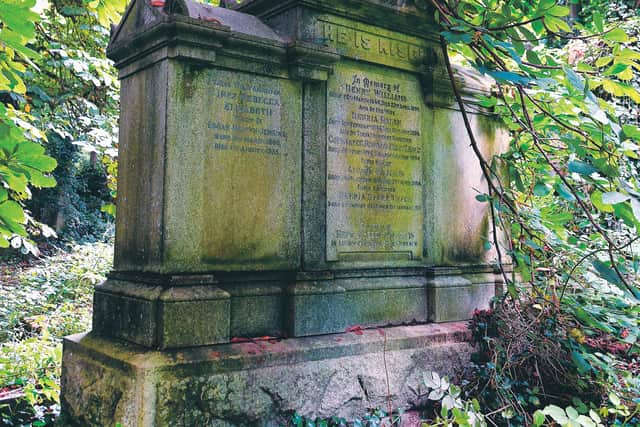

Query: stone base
left=94, top=268, right=499, bottom=349
left=61, top=323, right=472, bottom=426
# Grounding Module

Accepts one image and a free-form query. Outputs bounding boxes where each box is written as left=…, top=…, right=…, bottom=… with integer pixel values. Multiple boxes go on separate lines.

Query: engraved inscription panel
left=200, top=70, right=301, bottom=266
left=317, top=16, right=431, bottom=72
left=326, top=63, right=424, bottom=261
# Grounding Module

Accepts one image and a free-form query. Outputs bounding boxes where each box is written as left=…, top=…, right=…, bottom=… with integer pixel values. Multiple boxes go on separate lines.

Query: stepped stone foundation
left=62, top=323, right=473, bottom=426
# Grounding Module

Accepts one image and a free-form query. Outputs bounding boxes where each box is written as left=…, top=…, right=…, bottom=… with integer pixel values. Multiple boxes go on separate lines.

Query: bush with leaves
left=0, top=242, right=112, bottom=426
left=24, top=0, right=123, bottom=241
left=0, top=0, right=58, bottom=254
left=0, top=0, right=124, bottom=254
left=426, top=0, right=640, bottom=424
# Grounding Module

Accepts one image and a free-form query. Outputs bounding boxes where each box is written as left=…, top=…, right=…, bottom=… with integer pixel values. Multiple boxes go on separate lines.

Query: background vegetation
left=0, top=0, right=639, bottom=426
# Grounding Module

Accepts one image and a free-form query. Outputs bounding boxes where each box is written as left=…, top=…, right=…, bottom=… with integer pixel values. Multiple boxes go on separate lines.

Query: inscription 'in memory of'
left=326, top=64, right=424, bottom=261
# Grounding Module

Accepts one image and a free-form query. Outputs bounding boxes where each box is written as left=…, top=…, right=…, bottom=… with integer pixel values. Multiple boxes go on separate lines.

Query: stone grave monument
left=61, top=0, right=506, bottom=424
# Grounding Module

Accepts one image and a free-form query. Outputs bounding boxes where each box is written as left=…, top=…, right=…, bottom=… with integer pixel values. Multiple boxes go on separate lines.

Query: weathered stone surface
left=93, top=280, right=231, bottom=349
left=424, top=109, right=507, bottom=265
left=427, top=269, right=499, bottom=322
left=61, top=323, right=473, bottom=426
left=326, top=61, right=425, bottom=263
left=164, top=65, right=302, bottom=272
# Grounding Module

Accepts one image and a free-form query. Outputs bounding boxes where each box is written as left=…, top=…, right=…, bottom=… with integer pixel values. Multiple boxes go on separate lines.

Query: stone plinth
left=61, top=323, right=472, bottom=426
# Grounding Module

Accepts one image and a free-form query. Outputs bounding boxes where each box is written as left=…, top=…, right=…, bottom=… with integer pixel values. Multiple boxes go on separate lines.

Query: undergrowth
left=0, top=242, right=112, bottom=426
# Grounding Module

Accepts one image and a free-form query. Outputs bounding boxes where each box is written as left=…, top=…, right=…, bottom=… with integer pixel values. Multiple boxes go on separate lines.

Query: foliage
left=535, top=393, right=640, bottom=426
left=287, top=409, right=404, bottom=427
left=0, top=0, right=57, bottom=254
left=0, top=0, right=123, bottom=253
left=24, top=0, right=122, bottom=239
left=0, top=242, right=112, bottom=426
left=428, top=0, right=640, bottom=424
left=420, top=372, right=486, bottom=427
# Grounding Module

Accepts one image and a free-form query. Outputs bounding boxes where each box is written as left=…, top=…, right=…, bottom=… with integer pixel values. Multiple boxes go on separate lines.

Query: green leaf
left=546, top=16, right=571, bottom=33
left=623, top=85, right=640, bottom=103
left=532, top=410, right=546, bottom=427
left=609, top=393, right=621, bottom=407
left=22, top=155, right=58, bottom=173
left=576, top=415, right=596, bottom=427
left=568, top=160, right=597, bottom=176
left=28, top=172, right=56, bottom=189
left=526, top=50, right=542, bottom=65
left=548, top=5, right=569, bottom=17
left=613, top=203, right=637, bottom=227
left=0, top=233, right=9, bottom=248
left=572, top=397, right=588, bottom=414
left=101, top=203, right=116, bottom=217
left=623, top=124, right=640, bottom=140
left=0, top=187, right=6, bottom=202
left=571, top=352, right=591, bottom=374
left=593, top=11, right=604, bottom=33
left=564, top=66, right=585, bottom=92
left=592, top=260, right=622, bottom=286
left=602, top=78, right=626, bottom=96
left=483, top=69, right=532, bottom=85
left=0, top=2, right=39, bottom=40
left=555, top=182, right=575, bottom=201
left=604, top=28, right=629, bottom=42
left=543, top=211, right=573, bottom=225
left=601, top=192, right=630, bottom=205
left=543, top=405, right=569, bottom=424
left=604, top=63, right=629, bottom=76
left=0, top=200, right=25, bottom=223
left=0, top=169, right=28, bottom=194
left=534, top=182, right=551, bottom=197
left=591, top=191, right=615, bottom=212
left=595, top=56, right=613, bottom=67
left=618, top=67, right=634, bottom=81
left=535, top=0, right=556, bottom=14
left=441, top=31, right=473, bottom=44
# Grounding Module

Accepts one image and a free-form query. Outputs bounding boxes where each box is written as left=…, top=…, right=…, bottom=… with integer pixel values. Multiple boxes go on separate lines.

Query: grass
left=0, top=242, right=112, bottom=426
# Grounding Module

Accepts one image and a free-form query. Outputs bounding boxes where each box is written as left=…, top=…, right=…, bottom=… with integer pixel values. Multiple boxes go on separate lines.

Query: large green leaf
left=0, top=0, right=38, bottom=40
left=604, top=28, right=629, bottom=42
left=592, top=260, right=622, bottom=286
left=555, top=182, right=575, bottom=201
left=568, top=160, right=597, bottom=176
left=18, top=154, right=58, bottom=173
left=0, top=200, right=25, bottom=223
left=571, top=351, right=591, bottom=374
